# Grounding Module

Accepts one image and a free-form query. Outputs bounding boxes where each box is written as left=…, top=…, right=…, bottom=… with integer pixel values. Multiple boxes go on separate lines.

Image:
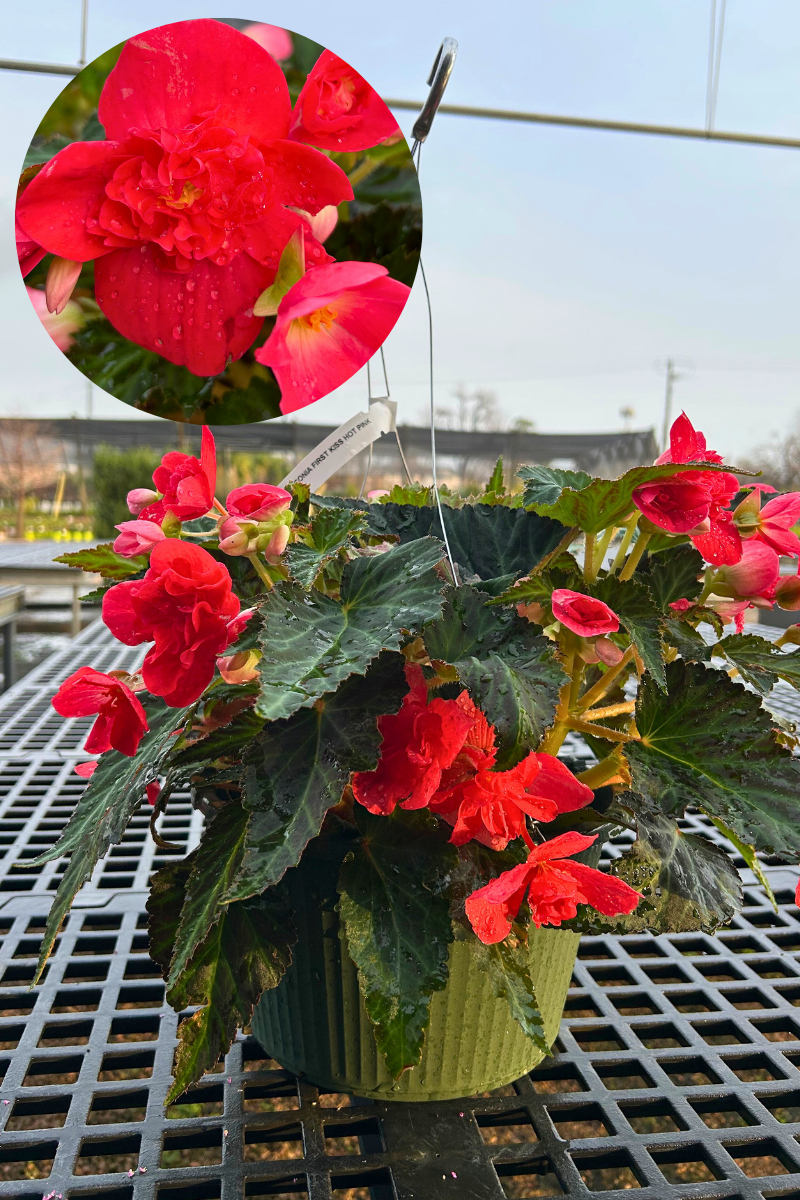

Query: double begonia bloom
left=102, top=539, right=239, bottom=707
left=52, top=666, right=149, bottom=757
left=733, top=488, right=800, bottom=557
left=141, top=426, right=216, bottom=524
left=551, top=589, right=620, bottom=638
left=256, top=261, right=410, bottom=413
left=15, top=20, right=353, bottom=376
left=226, top=483, right=292, bottom=522
left=352, top=664, right=475, bottom=815
left=465, top=832, right=641, bottom=944
left=288, top=49, right=400, bottom=152
left=113, top=520, right=166, bottom=557
left=635, top=414, right=742, bottom=566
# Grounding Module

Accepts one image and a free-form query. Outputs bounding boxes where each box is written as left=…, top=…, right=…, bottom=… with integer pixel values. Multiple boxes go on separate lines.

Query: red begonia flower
left=551, top=589, right=620, bottom=638
left=465, top=832, right=641, bottom=943
left=16, top=218, right=45, bottom=277
left=75, top=760, right=98, bottom=778
left=256, top=261, right=410, bottom=413
left=656, top=412, right=723, bottom=465
left=113, top=520, right=166, bottom=557
left=734, top=488, right=800, bottom=557
left=141, top=425, right=216, bottom=523
left=632, top=476, right=713, bottom=535
left=52, top=666, right=149, bottom=757
left=102, top=539, right=239, bottom=707
left=351, top=663, right=475, bottom=815
left=226, top=482, right=292, bottom=522
left=15, top=20, right=353, bottom=376
left=146, top=781, right=161, bottom=805
left=288, top=49, right=400, bottom=152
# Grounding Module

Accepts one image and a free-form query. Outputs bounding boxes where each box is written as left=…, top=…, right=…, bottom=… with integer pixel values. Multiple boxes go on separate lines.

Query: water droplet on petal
left=173, top=325, right=183, bottom=339
left=155, top=338, right=163, bottom=347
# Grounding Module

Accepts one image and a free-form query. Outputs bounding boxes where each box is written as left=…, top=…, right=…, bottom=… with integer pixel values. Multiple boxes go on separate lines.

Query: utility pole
left=660, top=359, right=683, bottom=453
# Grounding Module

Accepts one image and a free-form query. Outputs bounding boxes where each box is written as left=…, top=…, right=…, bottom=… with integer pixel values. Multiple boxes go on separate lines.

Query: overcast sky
left=1, top=1, right=799, bottom=461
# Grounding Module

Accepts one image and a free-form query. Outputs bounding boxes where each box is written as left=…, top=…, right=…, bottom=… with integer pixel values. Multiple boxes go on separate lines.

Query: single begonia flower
left=243, top=23, right=294, bottom=61
left=465, top=832, right=641, bottom=943
left=226, top=483, right=292, bottom=522
left=288, top=49, right=400, bottom=152
left=141, top=426, right=216, bottom=523
left=715, top=540, right=780, bottom=604
left=256, top=261, right=410, bottom=413
left=733, top=488, right=800, bottom=557
left=352, top=663, right=475, bottom=815
left=551, top=589, right=620, bottom=638
left=656, top=412, right=723, bottom=465
left=15, top=19, right=353, bottom=376
left=102, top=539, right=239, bottom=707
left=52, top=666, right=149, bottom=757
left=26, top=286, right=82, bottom=352
left=113, top=520, right=167, bottom=557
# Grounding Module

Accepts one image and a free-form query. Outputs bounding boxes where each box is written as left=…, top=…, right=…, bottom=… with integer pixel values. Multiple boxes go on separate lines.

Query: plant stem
left=576, top=753, right=628, bottom=789
left=581, top=700, right=636, bottom=721
left=540, top=647, right=575, bottom=755
left=618, top=529, right=652, bottom=581
left=590, top=526, right=617, bottom=579
left=577, top=645, right=636, bottom=712
left=247, top=553, right=274, bottom=590
left=567, top=717, right=639, bottom=743
left=584, top=532, right=595, bottom=580
left=213, top=498, right=228, bottom=517
left=609, top=513, right=639, bottom=573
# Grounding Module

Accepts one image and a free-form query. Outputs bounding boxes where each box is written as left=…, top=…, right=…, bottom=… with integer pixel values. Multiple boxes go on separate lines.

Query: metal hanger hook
left=411, top=37, right=458, bottom=144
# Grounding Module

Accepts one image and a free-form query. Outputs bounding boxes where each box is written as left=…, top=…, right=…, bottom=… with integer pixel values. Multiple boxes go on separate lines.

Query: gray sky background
left=1, top=1, right=798, bottom=462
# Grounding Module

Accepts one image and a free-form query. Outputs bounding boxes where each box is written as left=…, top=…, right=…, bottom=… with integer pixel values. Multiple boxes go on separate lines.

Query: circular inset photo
left=16, top=18, right=421, bottom=424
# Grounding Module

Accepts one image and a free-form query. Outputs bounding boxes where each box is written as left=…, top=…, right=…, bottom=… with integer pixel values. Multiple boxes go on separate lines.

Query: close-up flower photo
left=16, top=18, right=420, bottom=423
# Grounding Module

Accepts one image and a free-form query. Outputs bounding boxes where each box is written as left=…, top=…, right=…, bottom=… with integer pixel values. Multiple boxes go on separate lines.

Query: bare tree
left=0, top=420, right=63, bottom=538
left=426, top=385, right=505, bottom=488
left=740, top=418, right=800, bottom=492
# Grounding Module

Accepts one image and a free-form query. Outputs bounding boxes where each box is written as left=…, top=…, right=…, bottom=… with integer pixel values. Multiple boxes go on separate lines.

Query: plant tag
left=280, top=401, right=397, bottom=491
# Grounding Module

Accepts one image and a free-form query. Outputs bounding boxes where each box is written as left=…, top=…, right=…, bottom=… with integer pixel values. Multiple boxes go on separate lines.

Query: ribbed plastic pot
left=252, top=856, right=581, bottom=1102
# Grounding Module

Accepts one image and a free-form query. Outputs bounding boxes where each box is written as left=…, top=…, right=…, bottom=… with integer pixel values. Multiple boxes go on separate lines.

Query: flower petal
left=15, top=141, right=122, bottom=261
left=529, top=830, right=598, bottom=863
left=99, top=19, right=292, bottom=143
left=261, top=139, right=353, bottom=213
left=530, top=754, right=595, bottom=814
left=566, top=861, right=642, bottom=917
left=95, top=245, right=270, bottom=376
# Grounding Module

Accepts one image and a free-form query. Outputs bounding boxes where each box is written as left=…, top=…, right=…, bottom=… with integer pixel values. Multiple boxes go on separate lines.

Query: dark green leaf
left=337, top=808, right=457, bottom=1078
left=284, top=506, right=367, bottom=587
left=147, top=854, right=196, bottom=976
left=166, top=893, right=296, bottom=1103
left=226, top=653, right=408, bottom=903
left=424, top=587, right=566, bottom=767
left=28, top=700, right=190, bottom=983
left=489, top=553, right=583, bottom=608
left=53, top=542, right=147, bottom=579
left=714, top=633, right=800, bottom=695
left=255, top=537, right=444, bottom=721
left=589, top=576, right=666, bottom=690
left=168, top=804, right=249, bottom=989
left=608, top=810, right=741, bottom=933
left=168, top=705, right=264, bottom=777
left=662, top=617, right=713, bottom=662
left=472, top=934, right=548, bottom=1052
left=519, top=462, right=731, bottom=535
left=628, top=660, right=800, bottom=860
left=640, top=544, right=705, bottom=609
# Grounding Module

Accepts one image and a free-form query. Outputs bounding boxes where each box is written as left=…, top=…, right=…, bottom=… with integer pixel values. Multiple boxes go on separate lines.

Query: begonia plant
left=16, top=19, right=419, bottom=422
left=30, top=415, right=800, bottom=1100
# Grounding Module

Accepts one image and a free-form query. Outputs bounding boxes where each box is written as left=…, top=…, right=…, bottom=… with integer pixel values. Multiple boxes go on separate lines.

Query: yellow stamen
left=162, top=182, right=203, bottom=210
left=298, top=304, right=338, bottom=333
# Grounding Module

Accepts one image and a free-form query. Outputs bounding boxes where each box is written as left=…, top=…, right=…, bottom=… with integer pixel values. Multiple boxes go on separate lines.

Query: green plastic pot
left=252, top=850, right=582, bottom=1102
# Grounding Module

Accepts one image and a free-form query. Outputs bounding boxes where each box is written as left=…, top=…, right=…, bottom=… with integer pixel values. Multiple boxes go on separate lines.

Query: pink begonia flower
left=243, top=23, right=294, bottom=60
left=733, top=488, right=800, bottom=557
left=288, top=49, right=401, bottom=152
left=26, top=286, right=82, bottom=352
left=127, top=488, right=159, bottom=516
left=226, top=483, right=292, bottom=522
left=256, top=261, right=410, bottom=413
left=45, top=257, right=82, bottom=314
left=716, top=540, right=780, bottom=604
left=15, top=20, right=352, bottom=377
left=113, top=520, right=167, bottom=557
left=551, top=589, right=620, bottom=638
left=16, top=218, right=45, bottom=276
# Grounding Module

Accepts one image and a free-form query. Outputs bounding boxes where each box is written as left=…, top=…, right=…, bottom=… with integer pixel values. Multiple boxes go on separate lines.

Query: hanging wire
left=79, top=0, right=89, bottom=66
left=412, top=138, right=459, bottom=585
left=705, top=0, right=727, bottom=132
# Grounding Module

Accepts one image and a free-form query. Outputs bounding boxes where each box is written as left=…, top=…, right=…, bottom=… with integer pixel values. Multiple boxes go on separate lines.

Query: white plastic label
left=280, top=401, right=396, bottom=492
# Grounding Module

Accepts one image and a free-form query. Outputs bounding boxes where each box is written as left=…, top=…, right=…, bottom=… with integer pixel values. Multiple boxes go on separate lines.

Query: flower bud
left=160, top=510, right=182, bottom=537
left=45, top=256, right=82, bottom=314
left=595, top=637, right=625, bottom=667
left=113, top=520, right=166, bottom=557
left=127, top=488, right=159, bottom=516
left=225, top=483, right=293, bottom=523
left=775, top=574, right=800, bottom=611
left=218, top=518, right=252, bottom=556
left=217, top=649, right=261, bottom=684
left=258, top=522, right=290, bottom=561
